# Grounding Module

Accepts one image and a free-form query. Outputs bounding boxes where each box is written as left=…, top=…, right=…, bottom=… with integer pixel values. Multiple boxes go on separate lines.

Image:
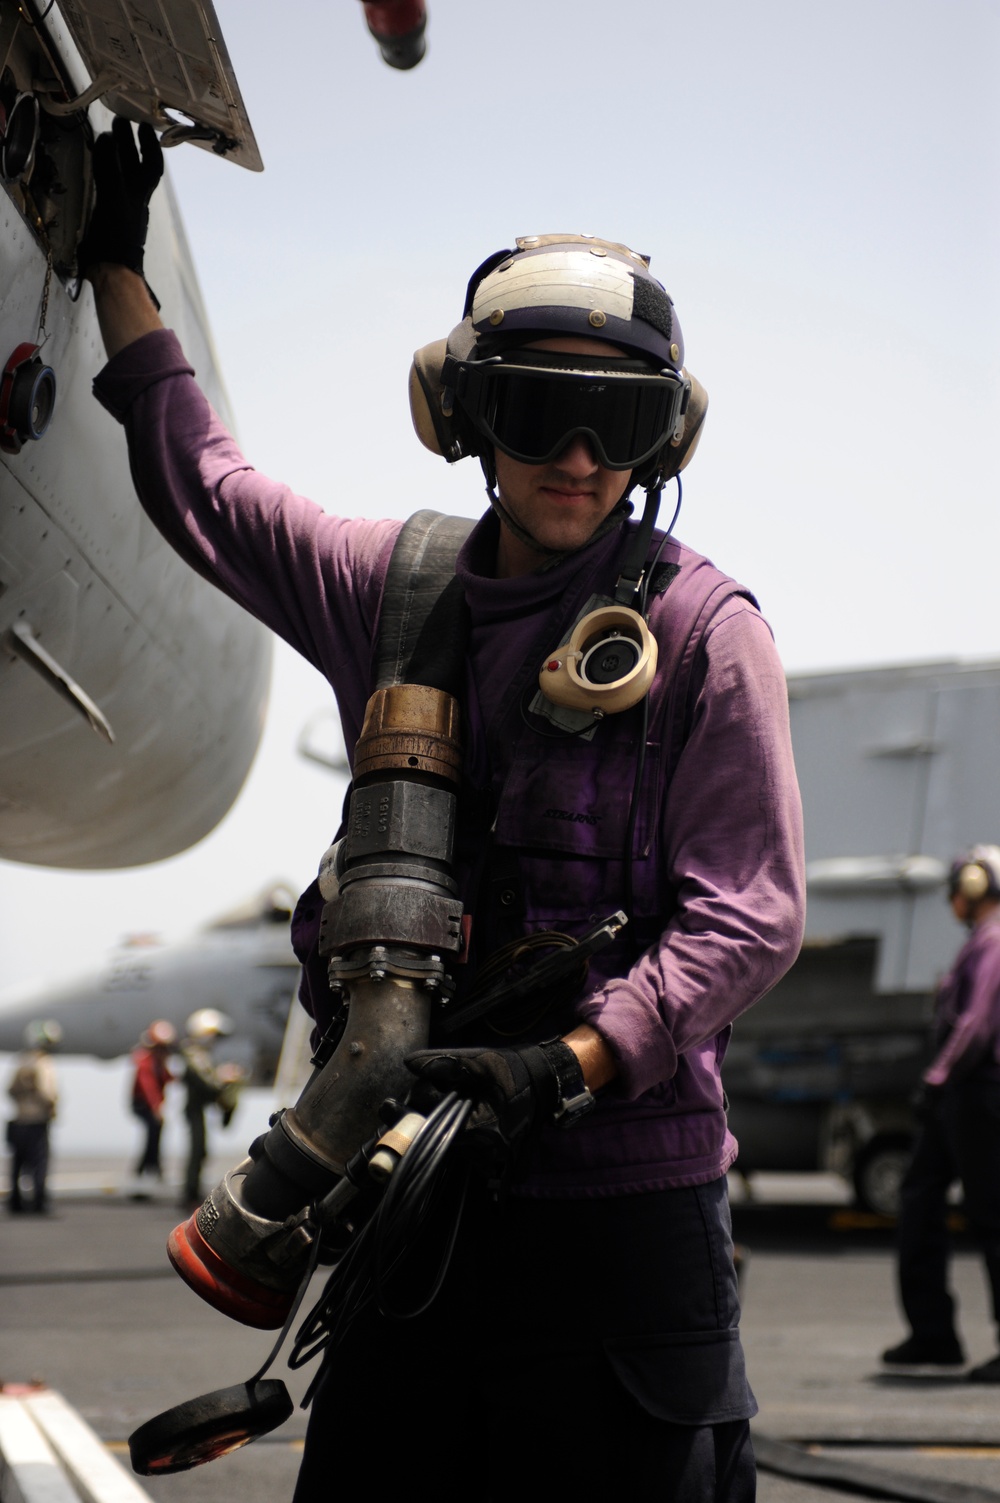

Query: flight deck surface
left=2, top=1164, right=999, bottom=1503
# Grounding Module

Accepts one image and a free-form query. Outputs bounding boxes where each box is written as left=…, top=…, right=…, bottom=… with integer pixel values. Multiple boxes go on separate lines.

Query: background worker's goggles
left=447, top=352, right=690, bottom=471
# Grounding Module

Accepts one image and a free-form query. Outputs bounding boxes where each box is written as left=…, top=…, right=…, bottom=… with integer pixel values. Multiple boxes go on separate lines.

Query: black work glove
left=911, top=1082, right=944, bottom=1122
left=79, top=116, right=163, bottom=279
left=405, top=1042, right=564, bottom=1172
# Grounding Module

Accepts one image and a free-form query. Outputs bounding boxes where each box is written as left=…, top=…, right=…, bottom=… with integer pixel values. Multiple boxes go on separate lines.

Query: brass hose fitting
left=353, top=685, right=461, bottom=784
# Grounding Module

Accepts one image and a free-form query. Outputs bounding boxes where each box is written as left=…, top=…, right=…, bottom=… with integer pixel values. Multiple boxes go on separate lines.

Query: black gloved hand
left=79, top=116, right=164, bottom=279
left=406, top=1041, right=564, bottom=1171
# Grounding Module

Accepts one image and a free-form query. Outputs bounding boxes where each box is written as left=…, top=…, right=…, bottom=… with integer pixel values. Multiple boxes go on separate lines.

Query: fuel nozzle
left=133, top=1095, right=449, bottom=1474
left=166, top=684, right=464, bottom=1327
left=362, top=1, right=427, bottom=69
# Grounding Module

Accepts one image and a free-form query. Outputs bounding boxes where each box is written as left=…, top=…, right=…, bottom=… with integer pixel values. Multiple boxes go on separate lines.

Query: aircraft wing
left=56, top=0, right=263, bottom=170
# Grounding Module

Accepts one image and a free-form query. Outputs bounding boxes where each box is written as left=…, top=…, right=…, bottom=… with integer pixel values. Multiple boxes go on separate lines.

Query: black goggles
left=448, top=351, right=690, bottom=471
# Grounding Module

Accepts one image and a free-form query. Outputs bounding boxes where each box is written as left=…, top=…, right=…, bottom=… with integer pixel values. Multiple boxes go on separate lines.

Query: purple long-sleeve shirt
left=924, top=915, right=1000, bottom=1087
left=94, top=329, right=806, bottom=1195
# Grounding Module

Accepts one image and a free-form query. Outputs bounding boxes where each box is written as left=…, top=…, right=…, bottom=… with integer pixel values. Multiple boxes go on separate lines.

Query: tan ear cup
left=409, top=320, right=479, bottom=462
left=958, top=863, right=991, bottom=901
left=408, top=339, right=451, bottom=457
left=660, top=369, right=708, bottom=479
left=538, top=605, right=658, bottom=715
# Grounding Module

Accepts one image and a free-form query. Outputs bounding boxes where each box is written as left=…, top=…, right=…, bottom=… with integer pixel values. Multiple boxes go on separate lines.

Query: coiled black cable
left=289, top=1092, right=473, bottom=1395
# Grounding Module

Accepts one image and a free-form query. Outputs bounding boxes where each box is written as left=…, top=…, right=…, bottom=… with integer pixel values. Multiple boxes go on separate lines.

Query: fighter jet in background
left=0, top=885, right=301, bottom=1084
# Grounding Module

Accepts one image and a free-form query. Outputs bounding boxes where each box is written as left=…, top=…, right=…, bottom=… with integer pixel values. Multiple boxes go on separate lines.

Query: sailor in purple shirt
left=884, top=846, right=1000, bottom=1382
left=84, top=122, right=805, bottom=1501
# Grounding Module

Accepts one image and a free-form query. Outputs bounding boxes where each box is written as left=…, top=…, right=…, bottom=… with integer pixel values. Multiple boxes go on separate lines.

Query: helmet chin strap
left=480, top=455, right=653, bottom=573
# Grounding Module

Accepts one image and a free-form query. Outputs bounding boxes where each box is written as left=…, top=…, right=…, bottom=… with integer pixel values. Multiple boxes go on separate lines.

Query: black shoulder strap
left=374, top=509, right=475, bottom=695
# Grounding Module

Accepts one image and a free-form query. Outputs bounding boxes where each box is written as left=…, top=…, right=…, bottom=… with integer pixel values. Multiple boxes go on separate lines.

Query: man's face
left=950, top=889, right=1000, bottom=929
left=493, top=336, right=634, bottom=577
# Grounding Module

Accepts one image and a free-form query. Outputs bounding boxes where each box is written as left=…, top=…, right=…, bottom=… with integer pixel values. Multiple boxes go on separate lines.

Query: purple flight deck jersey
left=924, top=914, right=1000, bottom=1088
left=94, top=329, right=806, bottom=1197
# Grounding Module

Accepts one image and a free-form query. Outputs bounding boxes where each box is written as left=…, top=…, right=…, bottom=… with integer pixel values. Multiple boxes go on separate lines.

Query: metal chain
left=20, top=1, right=57, bottom=26
left=37, top=246, right=52, bottom=346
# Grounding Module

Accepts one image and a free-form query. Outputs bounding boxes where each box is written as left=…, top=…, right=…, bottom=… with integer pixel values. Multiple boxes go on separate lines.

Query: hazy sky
left=1, top=0, right=998, bottom=1055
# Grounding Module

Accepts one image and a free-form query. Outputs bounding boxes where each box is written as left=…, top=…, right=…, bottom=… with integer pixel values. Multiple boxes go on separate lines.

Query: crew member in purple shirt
left=82, top=120, right=805, bottom=1500
left=883, top=845, right=1000, bottom=1382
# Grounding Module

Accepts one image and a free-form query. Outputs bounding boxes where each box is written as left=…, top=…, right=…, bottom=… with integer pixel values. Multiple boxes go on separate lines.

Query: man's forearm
left=563, top=1023, right=618, bottom=1090
left=87, top=263, right=163, bottom=358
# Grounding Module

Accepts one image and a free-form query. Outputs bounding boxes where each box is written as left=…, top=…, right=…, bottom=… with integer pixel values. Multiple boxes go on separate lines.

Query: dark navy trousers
left=294, top=1178, right=756, bottom=1502
left=8, top=1122, right=50, bottom=1212
left=897, top=1080, right=1000, bottom=1341
left=133, top=1101, right=164, bottom=1176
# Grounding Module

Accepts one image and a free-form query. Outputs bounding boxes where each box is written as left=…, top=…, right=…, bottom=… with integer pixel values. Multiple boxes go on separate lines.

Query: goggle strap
left=614, top=485, right=662, bottom=609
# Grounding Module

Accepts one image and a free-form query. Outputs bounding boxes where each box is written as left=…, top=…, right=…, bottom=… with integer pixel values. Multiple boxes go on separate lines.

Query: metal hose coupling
left=168, top=686, right=465, bottom=1328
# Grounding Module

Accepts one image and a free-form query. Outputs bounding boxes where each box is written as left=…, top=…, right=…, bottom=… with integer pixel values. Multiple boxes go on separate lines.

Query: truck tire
left=852, top=1133, right=915, bottom=1218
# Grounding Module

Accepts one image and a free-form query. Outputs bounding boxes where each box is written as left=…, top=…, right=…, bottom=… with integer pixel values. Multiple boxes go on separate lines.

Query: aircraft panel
left=55, top=0, right=262, bottom=170
left=790, top=658, right=1000, bottom=992
left=0, top=4, right=271, bottom=868
left=908, top=671, right=1000, bottom=989
left=791, top=671, right=936, bottom=989
left=790, top=677, right=935, bottom=858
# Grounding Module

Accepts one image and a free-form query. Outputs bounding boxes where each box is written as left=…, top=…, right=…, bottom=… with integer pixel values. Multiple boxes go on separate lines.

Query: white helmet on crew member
left=184, top=1008, right=234, bottom=1041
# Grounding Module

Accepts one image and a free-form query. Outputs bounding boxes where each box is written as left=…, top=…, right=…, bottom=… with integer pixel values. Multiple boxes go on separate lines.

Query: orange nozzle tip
left=167, top=1212, right=293, bottom=1331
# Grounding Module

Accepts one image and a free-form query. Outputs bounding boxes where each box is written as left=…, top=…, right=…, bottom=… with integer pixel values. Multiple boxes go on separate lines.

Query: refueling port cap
left=129, top=1379, right=293, bottom=1474
left=0, top=343, right=55, bottom=454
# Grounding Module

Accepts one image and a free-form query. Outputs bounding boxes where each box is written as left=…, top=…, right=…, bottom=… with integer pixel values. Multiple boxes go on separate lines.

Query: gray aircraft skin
left=726, top=655, right=1000, bottom=1212
left=0, top=883, right=301, bottom=1084
left=0, top=0, right=271, bottom=870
